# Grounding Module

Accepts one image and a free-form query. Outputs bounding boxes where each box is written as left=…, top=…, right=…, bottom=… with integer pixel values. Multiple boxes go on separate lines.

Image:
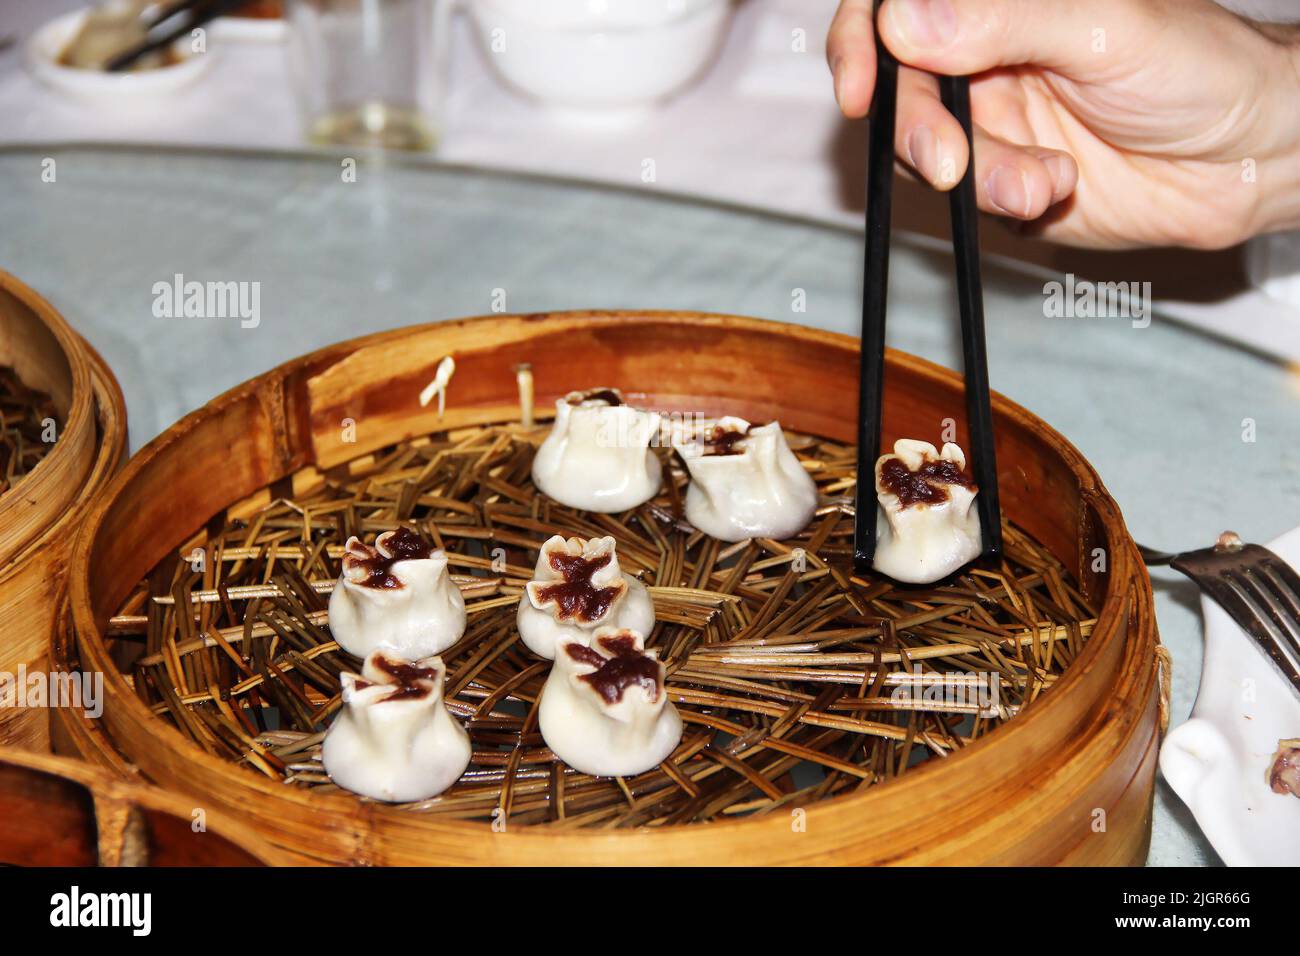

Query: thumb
left=877, top=0, right=1135, bottom=77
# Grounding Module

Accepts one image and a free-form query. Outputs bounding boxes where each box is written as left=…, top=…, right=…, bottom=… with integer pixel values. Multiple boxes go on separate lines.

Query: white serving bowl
left=26, top=9, right=217, bottom=104
left=210, top=15, right=287, bottom=44
left=1159, top=524, right=1300, bottom=866
left=468, top=0, right=732, bottom=115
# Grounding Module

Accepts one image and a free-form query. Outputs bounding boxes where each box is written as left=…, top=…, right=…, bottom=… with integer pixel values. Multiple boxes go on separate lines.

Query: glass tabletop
left=4, top=144, right=1297, bottom=865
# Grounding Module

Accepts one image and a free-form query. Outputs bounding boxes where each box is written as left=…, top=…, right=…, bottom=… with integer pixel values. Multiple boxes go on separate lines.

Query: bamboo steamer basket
left=0, top=746, right=276, bottom=865
left=0, top=271, right=127, bottom=751
left=64, top=311, right=1161, bottom=865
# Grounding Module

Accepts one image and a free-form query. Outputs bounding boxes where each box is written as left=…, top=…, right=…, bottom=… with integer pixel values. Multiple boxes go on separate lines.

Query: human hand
left=826, top=0, right=1300, bottom=249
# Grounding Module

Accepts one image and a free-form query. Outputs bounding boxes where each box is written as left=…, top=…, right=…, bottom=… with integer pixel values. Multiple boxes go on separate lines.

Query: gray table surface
left=6, top=144, right=1298, bottom=865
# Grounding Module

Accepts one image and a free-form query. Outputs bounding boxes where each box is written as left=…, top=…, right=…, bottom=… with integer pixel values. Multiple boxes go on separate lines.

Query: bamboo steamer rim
left=0, top=746, right=278, bottom=865
left=26, top=332, right=129, bottom=571
left=67, top=311, right=1158, bottom=861
left=0, top=269, right=100, bottom=566
left=0, top=278, right=127, bottom=751
left=0, top=332, right=128, bottom=576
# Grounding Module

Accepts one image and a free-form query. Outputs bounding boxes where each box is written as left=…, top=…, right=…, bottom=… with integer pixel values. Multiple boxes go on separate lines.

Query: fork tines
left=1172, top=541, right=1300, bottom=696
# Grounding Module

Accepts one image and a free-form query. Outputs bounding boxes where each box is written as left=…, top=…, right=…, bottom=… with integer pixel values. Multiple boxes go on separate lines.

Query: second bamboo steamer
left=0, top=271, right=127, bottom=751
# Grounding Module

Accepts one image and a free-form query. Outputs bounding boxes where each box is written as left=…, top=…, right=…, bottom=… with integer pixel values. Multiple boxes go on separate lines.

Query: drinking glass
left=285, top=0, right=449, bottom=151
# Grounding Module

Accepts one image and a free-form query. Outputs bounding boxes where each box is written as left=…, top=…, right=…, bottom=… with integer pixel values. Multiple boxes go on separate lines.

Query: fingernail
left=1039, top=154, right=1068, bottom=198
left=888, top=0, right=957, bottom=50
left=987, top=166, right=1032, bottom=217
left=831, top=56, right=845, bottom=108
left=906, top=126, right=938, bottom=183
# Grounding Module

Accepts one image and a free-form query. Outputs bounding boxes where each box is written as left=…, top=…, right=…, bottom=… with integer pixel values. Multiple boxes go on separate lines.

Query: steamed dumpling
left=517, top=534, right=655, bottom=660
left=531, top=388, right=662, bottom=513
left=673, top=416, right=817, bottom=542
left=328, top=528, right=467, bottom=660
left=322, top=650, right=471, bottom=803
left=539, top=628, right=682, bottom=777
left=872, top=439, right=982, bottom=584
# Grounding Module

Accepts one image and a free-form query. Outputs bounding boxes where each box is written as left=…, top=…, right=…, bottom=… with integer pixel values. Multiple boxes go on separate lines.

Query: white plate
left=25, top=9, right=217, bottom=104
left=1159, top=525, right=1300, bottom=866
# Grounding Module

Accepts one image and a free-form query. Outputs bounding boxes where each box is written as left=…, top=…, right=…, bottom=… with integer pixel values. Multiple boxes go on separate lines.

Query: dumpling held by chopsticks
left=872, top=439, right=982, bottom=584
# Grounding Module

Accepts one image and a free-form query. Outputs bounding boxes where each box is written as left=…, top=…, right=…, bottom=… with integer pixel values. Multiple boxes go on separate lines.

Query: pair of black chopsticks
left=852, top=2, right=1002, bottom=574
left=104, top=0, right=245, bottom=72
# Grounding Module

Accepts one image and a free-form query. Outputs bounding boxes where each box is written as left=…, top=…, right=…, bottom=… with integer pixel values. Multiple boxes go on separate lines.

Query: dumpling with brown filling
left=539, top=628, right=682, bottom=777
left=322, top=650, right=471, bottom=802
left=328, top=528, right=466, bottom=660
left=672, top=416, right=817, bottom=543
left=872, top=439, right=982, bottom=584
left=517, top=534, right=655, bottom=660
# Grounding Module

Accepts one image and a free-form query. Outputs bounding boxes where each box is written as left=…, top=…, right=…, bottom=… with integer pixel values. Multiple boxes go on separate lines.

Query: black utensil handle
left=105, top=0, right=243, bottom=72
left=144, top=0, right=206, bottom=31
left=852, top=2, right=899, bottom=574
left=938, top=74, right=1002, bottom=561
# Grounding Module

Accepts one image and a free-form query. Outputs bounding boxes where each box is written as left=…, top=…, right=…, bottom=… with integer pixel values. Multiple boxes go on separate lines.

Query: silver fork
left=1141, top=532, right=1300, bottom=697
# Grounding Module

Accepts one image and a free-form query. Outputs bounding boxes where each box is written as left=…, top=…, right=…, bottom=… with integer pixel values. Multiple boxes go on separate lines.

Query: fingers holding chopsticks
left=968, top=128, right=1077, bottom=219
left=888, top=73, right=1078, bottom=217
left=829, top=0, right=1082, bottom=217
left=874, top=0, right=1140, bottom=79
left=891, top=67, right=968, bottom=192
left=827, top=0, right=878, bottom=117
left=901, top=84, right=1078, bottom=218
left=830, top=16, right=972, bottom=195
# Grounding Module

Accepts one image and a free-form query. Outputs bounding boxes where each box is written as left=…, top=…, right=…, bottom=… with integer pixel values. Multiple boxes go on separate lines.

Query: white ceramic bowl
left=210, top=15, right=286, bottom=44
left=468, top=0, right=732, bottom=114
left=1159, top=525, right=1300, bottom=866
left=25, top=9, right=217, bottom=103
